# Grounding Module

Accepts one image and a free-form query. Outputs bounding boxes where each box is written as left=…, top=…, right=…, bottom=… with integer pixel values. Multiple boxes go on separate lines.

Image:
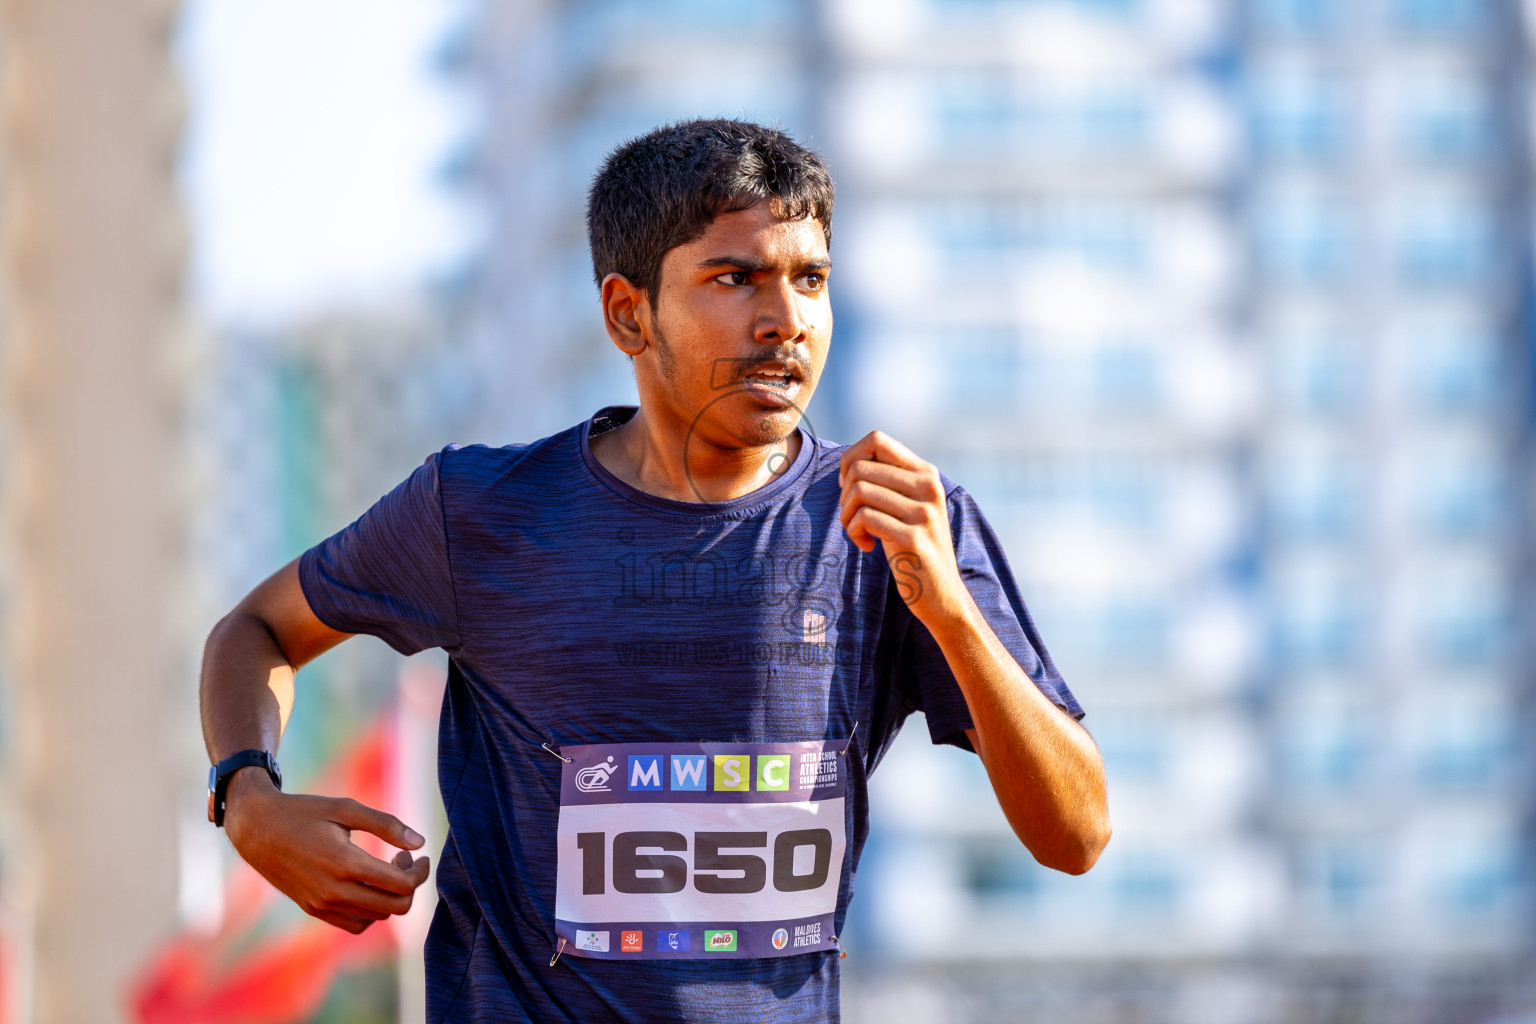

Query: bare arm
left=201, top=558, right=431, bottom=931
left=840, top=432, right=1111, bottom=874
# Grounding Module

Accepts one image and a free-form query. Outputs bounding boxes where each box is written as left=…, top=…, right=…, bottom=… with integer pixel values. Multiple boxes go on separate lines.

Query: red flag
left=130, top=713, right=402, bottom=1024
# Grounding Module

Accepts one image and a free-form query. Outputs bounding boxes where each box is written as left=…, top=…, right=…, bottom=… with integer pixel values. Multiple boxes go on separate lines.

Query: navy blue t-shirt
left=299, top=406, right=1079, bottom=1023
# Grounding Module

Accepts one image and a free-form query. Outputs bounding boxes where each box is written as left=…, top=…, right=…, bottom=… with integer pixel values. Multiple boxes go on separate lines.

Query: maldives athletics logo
left=575, top=755, right=618, bottom=793
left=771, top=927, right=789, bottom=950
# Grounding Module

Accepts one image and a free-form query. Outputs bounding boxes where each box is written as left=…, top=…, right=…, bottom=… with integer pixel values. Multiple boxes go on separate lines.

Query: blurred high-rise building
left=1244, top=0, right=1529, bottom=979
left=829, top=0, right=1266, bottom=975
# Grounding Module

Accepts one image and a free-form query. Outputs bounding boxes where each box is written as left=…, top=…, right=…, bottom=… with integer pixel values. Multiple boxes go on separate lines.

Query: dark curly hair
left=586, top=118, right=834, bottom=304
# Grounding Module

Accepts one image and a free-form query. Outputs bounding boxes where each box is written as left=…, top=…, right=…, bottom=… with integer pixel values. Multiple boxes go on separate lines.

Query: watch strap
left=208, top=749, right=282, bottom=827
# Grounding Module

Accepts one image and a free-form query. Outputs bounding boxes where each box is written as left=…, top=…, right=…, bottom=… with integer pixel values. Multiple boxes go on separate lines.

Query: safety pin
left=830, top=933, right=848, bottom=959
left=549, top=937, right=567, bottom=966
left=541, top=742, right=572, bottom=764
left=839, top=721, right=859, bottom=757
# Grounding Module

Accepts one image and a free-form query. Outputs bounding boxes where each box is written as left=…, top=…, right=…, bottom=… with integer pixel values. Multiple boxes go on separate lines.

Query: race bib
left=554, top=740, right=847, bottom=960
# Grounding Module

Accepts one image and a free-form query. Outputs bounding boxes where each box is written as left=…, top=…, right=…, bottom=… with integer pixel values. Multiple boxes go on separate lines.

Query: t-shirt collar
left=579, top=404, right=816, bottom=517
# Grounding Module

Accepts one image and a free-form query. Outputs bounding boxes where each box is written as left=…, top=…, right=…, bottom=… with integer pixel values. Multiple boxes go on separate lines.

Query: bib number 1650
left=576, top=829, right=833, bottom=895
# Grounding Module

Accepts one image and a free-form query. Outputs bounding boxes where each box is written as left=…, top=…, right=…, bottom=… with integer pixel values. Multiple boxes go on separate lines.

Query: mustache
left=709, top=352, right=811, bottom=391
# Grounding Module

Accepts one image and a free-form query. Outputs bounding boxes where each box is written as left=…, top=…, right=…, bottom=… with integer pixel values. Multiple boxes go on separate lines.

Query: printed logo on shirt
left=620, top=931, right=643, bottom=953
left=713, top=755, right=749, bottom=792
left=771, top=928, right=789, bottom=950
left=576, top=930, right=609, bottom=952
left=704, top=929, right=737, bottom=952
left=658, top=930, right=690, bottom=952
left=575, top=756, right=618, bottom=794
left=671, top=754, right=708, bottom=791
left=802, top=608, right=828, bottom=642
left=757, top=754, right=790, bottom=792
left=627, top=755, right=662, bottom=791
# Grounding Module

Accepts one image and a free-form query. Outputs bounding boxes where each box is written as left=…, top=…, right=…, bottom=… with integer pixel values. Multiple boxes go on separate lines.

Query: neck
left=591, top=405, right=801, bottom=503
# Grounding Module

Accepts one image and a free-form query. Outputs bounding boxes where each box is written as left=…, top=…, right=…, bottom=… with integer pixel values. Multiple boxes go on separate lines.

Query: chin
left=706, top=394, right=806, bottom=448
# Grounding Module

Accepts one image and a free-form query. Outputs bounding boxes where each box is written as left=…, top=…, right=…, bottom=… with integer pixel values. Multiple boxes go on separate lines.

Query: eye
left=716, top=270, right=750, bottom=286
left=802, top=273, right=825, bottom=291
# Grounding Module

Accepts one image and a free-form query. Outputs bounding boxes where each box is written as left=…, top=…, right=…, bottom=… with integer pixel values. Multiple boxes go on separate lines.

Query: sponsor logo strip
left=557, top=741, right=844, bottom=807
left=555, top=915, right=833, bottom=960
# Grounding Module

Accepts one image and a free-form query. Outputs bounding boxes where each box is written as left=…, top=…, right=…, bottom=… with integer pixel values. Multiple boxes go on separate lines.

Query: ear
left=601, top=273, right=651, bottom=357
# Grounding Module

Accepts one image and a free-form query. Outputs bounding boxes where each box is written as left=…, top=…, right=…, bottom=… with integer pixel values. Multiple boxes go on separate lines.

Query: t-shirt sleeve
left=298, top=451, right=460, bottom=656
left=896, top=482, right=1082, bottom=750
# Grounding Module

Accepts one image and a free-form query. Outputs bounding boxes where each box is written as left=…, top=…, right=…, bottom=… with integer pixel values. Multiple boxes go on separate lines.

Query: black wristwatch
left=208, top=749, right=283, bottom=827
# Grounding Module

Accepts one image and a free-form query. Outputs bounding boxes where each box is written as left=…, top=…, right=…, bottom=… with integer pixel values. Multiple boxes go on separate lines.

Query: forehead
left=674, top=203, right=828, bottom=263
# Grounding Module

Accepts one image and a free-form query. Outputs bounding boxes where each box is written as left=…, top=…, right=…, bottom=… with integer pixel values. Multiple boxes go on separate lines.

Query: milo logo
left=703, top=929, right=737, bottom=952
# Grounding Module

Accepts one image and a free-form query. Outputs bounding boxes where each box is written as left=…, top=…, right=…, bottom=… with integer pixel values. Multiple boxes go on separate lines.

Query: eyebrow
left=696, top=255, right=833, bottom=274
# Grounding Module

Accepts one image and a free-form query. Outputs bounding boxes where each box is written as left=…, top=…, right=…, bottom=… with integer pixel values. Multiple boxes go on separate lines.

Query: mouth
left=738, top=360, right=805, bottom=397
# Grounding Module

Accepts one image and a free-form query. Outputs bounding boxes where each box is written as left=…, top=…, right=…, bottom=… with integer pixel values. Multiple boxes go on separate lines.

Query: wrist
left=222, top=764, right=278, bottom=837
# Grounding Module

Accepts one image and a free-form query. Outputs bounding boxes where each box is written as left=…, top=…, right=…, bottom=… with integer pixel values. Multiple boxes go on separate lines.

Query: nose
left=753, top=275, right=806, bottom=346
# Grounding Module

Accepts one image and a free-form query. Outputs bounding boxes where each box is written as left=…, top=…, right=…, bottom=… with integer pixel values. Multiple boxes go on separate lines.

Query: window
left=1270, top=325, right=1362, bottom=416
left=1253, top=188, right=1353, bottom=286
left=1404, top=321, right=1502, bottom=416
left=1092, top=714, right=1167, bottom=784
left=1272, top=569, right=1366, bottom=670
left=1250, top=66, right=1349, bottom=163
left=1045, top=593, right=1172, bottom=670
left=1092, top=341, right=1160, bottom=412
left=1413, top=443, right=1507, bottom=541
left=934, top=72, right=1014, bottom=152
left=1084, top=455, right=1161, bottom=528
left=934, top=77, right=1155, bottom=159
left=1297, top=838, right=1378, bottom=916
left=1266, top=442, right=1364, bottom=542
left=1075, top=87, right=1152, bottom=154
left=929, top=198, right=1152, bottom=275
left=930, top=0, right=1141, bottom=20
left=1414, top=693, right=1513, bottom=790
left=1017, top=199, right=1147, bottom=275
left=942, top=451, right=1167, bottom=535
left=930, top=200, right=1017, bottom=273
left=1391, top=0, right=1489, bottom=34
left=1248, top=0, right=1341, bottom=35
left=1395, top=71, right=1495, bottom=164
left=963, top=838, right=1041, bottom=902
left=1422, top=575, right=1508, bottom=667
left=1427, top=828, right=1524, bottom=918
left=1278, top=697, right=1373, bottom=791
left=947, top=328, right=1022, bottom=410
left=1393, top=194, right=1496, bottom=288
left=1098, top=597, right=1170, bottom=665
left=1114, top=852, right=1182, bottom=916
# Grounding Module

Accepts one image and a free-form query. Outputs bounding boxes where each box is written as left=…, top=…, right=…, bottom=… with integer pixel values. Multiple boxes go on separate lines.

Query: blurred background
left=1, top=0, right=1533, bottom=1021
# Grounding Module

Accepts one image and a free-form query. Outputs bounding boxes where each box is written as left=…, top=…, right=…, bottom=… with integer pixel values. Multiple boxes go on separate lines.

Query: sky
left=178, top=0, right=477, bottom=327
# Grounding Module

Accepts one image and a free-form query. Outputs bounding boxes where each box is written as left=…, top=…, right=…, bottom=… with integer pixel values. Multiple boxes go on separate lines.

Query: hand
left=838, top=430, right=968, bottom=626
left=223, top=767, right=431, bottom=933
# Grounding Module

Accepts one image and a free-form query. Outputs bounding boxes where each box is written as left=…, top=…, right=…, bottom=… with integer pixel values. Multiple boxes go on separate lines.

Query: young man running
left=200, top=119, right=1110, bottom=1022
